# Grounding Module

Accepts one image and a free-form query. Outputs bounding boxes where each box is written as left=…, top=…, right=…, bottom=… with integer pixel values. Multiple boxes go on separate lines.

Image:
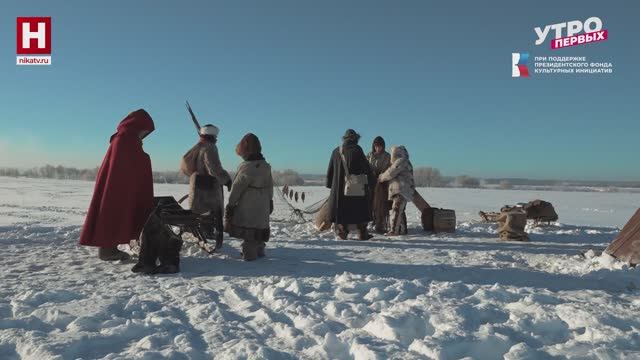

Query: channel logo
left=512, top=53, right=529, bottom=77
left=16, top=17, right=52, bottom=65
left=534, top=17, right=608, bottom=49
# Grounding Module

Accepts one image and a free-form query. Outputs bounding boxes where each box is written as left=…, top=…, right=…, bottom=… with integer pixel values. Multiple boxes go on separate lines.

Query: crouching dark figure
left=132, top=211, right=183, bottom=274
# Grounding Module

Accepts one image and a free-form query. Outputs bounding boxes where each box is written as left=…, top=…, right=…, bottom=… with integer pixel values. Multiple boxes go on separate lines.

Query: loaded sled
left=479, top=200, right=558, bottom=226
left=151, top=196, right=223, bottom=253
left=131, top=196, right=223, bottom=274
left=477, top=200, right=560, bottom=242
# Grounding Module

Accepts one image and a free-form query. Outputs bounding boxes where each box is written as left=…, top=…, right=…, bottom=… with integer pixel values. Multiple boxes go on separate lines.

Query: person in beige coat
left=180, top=124, right=231, bottom=243
left=225, top=133, right=274, bottom=261
left=378, top=145, right=415, bottom=236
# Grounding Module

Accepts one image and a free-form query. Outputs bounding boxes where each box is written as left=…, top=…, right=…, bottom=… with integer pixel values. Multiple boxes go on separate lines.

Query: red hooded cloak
left=79, top=109, right=155, bottom=247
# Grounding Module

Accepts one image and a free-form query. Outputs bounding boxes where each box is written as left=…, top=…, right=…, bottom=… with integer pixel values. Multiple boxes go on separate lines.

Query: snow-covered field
left=1, top=176, right=639, bottom=359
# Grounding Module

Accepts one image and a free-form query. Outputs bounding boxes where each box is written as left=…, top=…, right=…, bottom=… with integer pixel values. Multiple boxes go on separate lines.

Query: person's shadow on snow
left=178, top=226, right=634, bottom=294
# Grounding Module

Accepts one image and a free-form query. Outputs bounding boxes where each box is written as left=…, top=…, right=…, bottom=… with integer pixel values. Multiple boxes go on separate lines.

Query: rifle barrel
left=185, top=101, right=201, bottom=133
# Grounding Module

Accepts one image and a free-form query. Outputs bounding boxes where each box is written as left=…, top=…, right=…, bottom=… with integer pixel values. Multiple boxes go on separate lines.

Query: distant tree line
left=412, top=167, right=481, bottom=189
left=153, top=171, right=190, bottom=184
left=272, top=167, right=483, bottom=189
left=484, top=178, right=640, bottom=189
left=0, top=165, right=192, bottom=184
left=273, top=169, right=305, bottom=186
left=0, top=165, right=309, bottom=186
left=0, top=165, right=99, bottom=181
left=1, top=165, right=492, bottom=189
left=454, top=175, right=481, bottom=188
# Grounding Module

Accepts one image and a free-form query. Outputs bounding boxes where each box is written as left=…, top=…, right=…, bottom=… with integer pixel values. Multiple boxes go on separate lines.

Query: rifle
left=185, top=101, right=201, bottom=133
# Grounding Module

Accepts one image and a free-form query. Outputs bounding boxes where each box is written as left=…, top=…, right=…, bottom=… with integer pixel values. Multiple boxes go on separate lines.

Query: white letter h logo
left=22, top=22, right=46, bottom=49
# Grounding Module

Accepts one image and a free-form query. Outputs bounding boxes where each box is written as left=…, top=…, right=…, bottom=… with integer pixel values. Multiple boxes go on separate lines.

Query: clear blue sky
left=0, top=0, right=637, bottom=180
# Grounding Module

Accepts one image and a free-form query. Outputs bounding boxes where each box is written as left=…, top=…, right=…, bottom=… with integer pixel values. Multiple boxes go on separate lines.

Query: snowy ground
left=1, top=176, right=639, bottom=359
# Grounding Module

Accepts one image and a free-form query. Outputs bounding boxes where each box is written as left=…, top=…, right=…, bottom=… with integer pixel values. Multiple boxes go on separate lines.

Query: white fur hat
left=199, top=124, right=219, bottom=136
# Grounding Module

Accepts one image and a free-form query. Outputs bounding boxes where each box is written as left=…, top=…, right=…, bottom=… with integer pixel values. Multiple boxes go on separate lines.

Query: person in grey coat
left=225, top=133, right=274, bottom=261
left=378, top=145, right=415, bottom=236
left=180, top=124, right=231, bottom=243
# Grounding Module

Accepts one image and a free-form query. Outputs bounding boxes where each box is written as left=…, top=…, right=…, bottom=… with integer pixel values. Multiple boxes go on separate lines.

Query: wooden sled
left=152, top=196, right=222, bottom=254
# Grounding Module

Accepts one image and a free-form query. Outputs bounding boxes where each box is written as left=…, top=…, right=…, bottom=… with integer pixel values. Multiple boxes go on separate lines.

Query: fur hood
left=379, top=145, right=415, bottom=201
left=390, top=145, right=410, bottom=163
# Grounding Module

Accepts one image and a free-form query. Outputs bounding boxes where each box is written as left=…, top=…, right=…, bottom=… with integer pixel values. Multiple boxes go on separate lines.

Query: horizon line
left=1, top=164, right=639, bottom=184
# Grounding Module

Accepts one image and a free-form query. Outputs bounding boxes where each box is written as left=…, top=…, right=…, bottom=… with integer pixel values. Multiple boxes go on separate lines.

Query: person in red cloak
left=79, top=109, right=155, bottom=261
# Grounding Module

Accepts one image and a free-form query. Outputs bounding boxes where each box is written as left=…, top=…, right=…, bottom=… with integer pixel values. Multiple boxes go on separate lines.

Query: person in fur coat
left=367, top=136, right=392, bottom=234
left=180, top=124, right=231, bottom=243
left=225, top=133, right=274, bottom=261
left=378, top=145, right=415, bottom=236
